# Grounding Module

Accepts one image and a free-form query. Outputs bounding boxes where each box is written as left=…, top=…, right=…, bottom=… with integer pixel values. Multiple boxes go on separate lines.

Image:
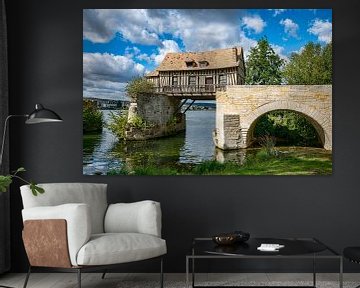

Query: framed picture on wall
left=82, top=9, right=332, bottom=176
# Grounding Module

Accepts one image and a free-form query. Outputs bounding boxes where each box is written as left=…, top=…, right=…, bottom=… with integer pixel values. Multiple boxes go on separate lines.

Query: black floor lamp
left=0, top=103, right=63, bottom=167
left=0, top=103, right=62, bottom=288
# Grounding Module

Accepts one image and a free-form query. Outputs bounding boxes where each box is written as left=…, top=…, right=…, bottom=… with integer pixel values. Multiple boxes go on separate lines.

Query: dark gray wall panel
left=5, top=0, right=360, bottom=273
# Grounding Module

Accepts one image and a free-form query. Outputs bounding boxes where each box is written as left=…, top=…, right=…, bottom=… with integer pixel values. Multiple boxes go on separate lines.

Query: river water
left=83, top=109, right=331, bottom=175
left=83, top=110, right=217, bottom=175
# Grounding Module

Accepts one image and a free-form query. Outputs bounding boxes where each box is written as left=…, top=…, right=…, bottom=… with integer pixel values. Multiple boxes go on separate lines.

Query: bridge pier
left=125, top=94, right=185, bottom=140
left=214, top=85, right=332, bottom=151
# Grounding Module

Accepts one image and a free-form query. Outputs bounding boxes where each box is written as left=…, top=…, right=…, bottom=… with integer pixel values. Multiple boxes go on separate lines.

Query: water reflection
left=180, top=110, right=215, bottom=163
left=83, top=110, right=216, bottom=175
left=111, top=133, right=185, bottom=170
left=83, top=129, right=119, bottom=175
left=215, top=148, right=248, bottom=165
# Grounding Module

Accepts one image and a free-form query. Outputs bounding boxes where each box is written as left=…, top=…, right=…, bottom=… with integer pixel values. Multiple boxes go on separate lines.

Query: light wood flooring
left=1, top=273, right=360, bottom=288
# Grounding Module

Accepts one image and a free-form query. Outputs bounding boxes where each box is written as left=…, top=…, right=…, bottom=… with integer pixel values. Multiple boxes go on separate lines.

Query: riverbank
left=107, top=147, right=332, bottom=176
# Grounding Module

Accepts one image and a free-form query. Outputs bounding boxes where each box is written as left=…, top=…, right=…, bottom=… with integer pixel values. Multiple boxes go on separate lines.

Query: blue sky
left=83, top=9, right=332, bottom=100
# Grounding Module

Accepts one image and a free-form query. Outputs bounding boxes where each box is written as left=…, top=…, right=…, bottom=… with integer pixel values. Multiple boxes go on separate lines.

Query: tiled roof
left=146, top=70, right=159, bottom=77
left=146, top=47, right=243, bottom=76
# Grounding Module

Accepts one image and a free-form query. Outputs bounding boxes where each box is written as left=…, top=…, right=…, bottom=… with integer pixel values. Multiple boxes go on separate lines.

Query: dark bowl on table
left=212, top=234, right=238, bottom=245
left=212, top=231, right=250, bottom=246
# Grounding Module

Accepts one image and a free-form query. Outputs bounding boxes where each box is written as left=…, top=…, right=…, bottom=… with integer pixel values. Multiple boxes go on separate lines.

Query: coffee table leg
left=186, top=257, right=189, bottom=288
left=192, top=257, right=195, bottom=288
left=313, top=255, right=316, bottom=287
left=339, top=257, right=343, bottom=288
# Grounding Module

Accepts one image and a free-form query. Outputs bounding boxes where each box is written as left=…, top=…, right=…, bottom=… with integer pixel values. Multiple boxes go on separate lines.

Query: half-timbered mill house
left=146, top=46, right=245, bottom=99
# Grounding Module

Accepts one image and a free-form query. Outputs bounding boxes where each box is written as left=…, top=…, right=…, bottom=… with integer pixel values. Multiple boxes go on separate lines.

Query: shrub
left=83, top=100, right=103, bottom=133
left=128, top=115, right=154, bottom=129
left=107, top=111, right=128, bottom=140
left=126, top=77, right=154, bottom=100
left=107, top=112, right=155, bottom=140
left=258, top=134, right=278, bottom=156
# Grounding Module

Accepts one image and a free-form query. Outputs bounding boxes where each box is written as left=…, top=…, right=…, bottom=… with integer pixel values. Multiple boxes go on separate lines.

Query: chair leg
left=23, top=266, right=31, bottom=288
left=77, top=268, right=81, bottom=288
left=101, top=270, right=107, bottom=279
left=160, top=257, right=164, bottom=288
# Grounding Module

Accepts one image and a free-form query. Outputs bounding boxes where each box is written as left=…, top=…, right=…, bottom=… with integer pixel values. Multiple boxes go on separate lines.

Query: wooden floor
left=0, top=273, right=360, bottom=288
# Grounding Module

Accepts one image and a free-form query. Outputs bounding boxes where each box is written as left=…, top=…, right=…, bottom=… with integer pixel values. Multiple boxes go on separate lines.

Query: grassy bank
left=108, top=148, right=332, bottom=176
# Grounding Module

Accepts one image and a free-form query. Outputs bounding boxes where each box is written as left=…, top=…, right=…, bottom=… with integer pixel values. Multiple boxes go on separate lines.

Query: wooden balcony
left=154, top=84, right=226, bottom=99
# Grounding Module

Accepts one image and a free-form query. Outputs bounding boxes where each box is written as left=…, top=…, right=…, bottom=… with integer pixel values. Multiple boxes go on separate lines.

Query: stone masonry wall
left=126, top=94, right=185, bottom=140
left=214, top=85, right=332, bottom=150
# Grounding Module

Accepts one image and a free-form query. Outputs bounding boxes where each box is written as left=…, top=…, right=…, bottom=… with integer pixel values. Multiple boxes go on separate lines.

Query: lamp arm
left=0, top=114, right=28, bottom=169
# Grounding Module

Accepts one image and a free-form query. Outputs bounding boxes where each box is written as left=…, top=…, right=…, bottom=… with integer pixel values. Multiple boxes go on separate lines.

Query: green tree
left=126, top=77, right=154, bottom=100
left=283, top=42, right=332, bottom=84
left=245, top=37, right=285, bottom=84
left=83, top=100, right=103, bottom=133
left=254, top=111, right=321, bottom=147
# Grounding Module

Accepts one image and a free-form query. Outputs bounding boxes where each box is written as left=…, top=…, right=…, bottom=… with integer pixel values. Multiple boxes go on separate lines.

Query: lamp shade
left=25, top=104, right=63, bottom=124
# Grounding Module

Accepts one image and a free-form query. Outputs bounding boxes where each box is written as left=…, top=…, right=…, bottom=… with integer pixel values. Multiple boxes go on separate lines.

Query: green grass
left=107, top=148, right=332, bottom=176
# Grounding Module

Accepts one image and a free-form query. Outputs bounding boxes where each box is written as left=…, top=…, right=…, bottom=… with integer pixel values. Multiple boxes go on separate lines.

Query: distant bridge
left=213, top=85, right=332, bottom=150
left=84, top=97, right=130, bottom=109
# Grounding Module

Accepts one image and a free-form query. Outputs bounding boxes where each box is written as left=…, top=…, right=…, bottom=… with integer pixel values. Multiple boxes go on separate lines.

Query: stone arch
left=243, top=101, right=332, bottom=150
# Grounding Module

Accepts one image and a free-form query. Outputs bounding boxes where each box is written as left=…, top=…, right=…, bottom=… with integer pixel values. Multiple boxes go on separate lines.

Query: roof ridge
left=149, top=46, right=243, bottom=72
left=167, top=46, right=237, bottom=55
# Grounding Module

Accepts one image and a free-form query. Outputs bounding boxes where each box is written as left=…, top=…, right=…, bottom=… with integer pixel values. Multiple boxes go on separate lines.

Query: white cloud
left=166, top=9, right=243, bottom=51
left=134, top=40, right=182, bottom=66
left=136, top=53, right=152, bottom=63
left=83, top=10, right=114, bottom=43
left=242, top=15, right=266, bottom=34
left=83, top=53, right=146, bottom=100
left=280, top=18, right=299, bottom=39
left=152, top=40, right=181, bottom=64
left=238, top=31, right=257, bottom=59
left=268, top=9, right=287, bottom=17
left=124, top=46, right=141, bottom=59
left=83, top=9, right=161, bottom=45
left=83, top=9, right=245, bottom=52
left=83, top=52, right=145, bottom=82
left=125, top=46, right=140, bottom=55
left=308, top=19, right=332, bottom=43
left=271, top=44, right=288, bottom=62
left=83, top=79, right=127, bottom=100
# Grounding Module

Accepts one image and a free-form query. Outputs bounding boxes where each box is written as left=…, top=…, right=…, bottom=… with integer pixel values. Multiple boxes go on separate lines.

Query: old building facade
left=146, top=47, right=245, bottom=99
left=126, top=47, right=246, bottom=140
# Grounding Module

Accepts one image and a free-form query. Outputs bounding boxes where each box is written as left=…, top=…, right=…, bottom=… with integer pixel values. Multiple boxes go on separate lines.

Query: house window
left=172, top=76, right=178, bottom=86
left=185, top=60, right=197, bottom=68
left=199, top=61, right=209, bottom=68
left=205, top=76, right=213, bottom=85
left=189, top=75, right=196, bottom=85
left=219, top=74, right=227, bottom=85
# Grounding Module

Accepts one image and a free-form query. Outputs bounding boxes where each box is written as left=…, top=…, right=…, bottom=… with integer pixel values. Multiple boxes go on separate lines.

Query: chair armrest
left=104, top=200, right=162, bottom=237
left=22, top=203, right=91, bottom=266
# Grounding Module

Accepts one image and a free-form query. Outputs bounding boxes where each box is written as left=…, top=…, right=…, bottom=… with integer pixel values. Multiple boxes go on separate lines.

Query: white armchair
left=20, top=183, right=166, bottom=288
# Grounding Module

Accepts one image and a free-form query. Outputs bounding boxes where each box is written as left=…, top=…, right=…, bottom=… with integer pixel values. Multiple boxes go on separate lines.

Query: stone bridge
left=213, top=85, right=332, bottom=150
